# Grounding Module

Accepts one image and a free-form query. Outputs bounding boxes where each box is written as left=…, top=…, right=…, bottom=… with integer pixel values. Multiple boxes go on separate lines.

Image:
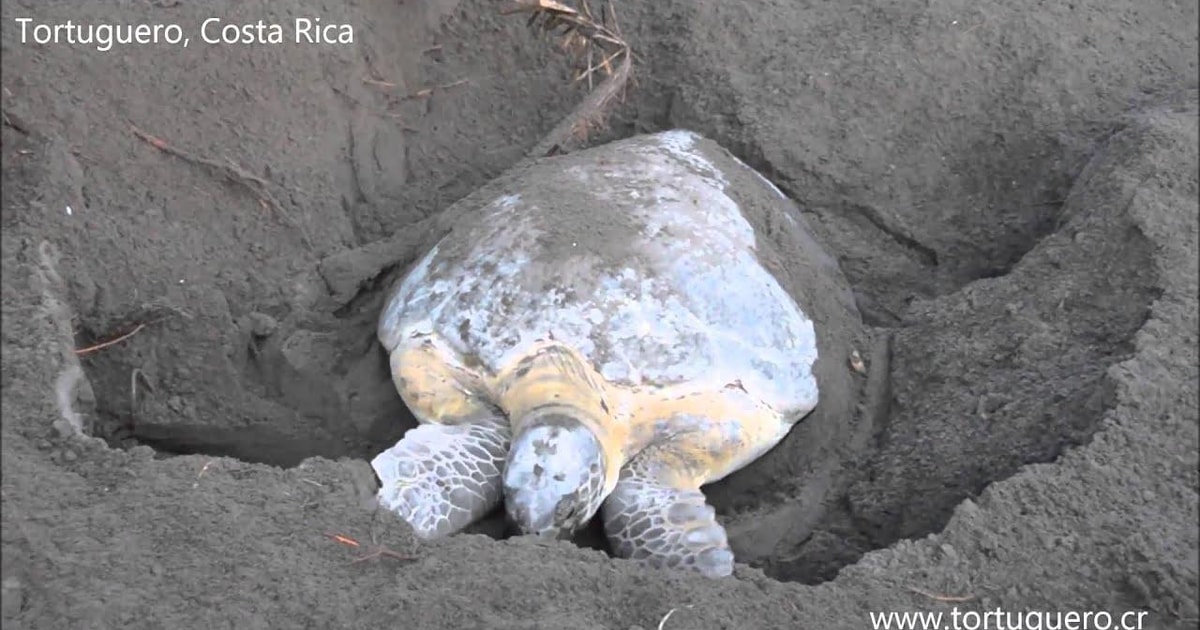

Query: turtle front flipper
left=600, top=448, right=734, bottom=578
left=371, top=414, right=510, bottom=539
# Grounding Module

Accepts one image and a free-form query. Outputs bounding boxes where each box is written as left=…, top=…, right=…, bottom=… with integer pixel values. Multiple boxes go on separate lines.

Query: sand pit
left=1, top=1, right=1196, bottom=628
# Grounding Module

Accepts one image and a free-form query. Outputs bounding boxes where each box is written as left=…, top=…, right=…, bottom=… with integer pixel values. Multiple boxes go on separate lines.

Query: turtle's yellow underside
left=391, top=335, right=787, bottom=494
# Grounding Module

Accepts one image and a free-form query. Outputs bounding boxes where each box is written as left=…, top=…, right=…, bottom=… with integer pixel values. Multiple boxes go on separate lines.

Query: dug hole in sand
left=1, top=1, right=1196, bottom=628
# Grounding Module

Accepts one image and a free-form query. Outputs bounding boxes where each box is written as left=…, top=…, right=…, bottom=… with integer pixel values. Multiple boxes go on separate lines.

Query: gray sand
left=1, top=1, right=1196, bottom=628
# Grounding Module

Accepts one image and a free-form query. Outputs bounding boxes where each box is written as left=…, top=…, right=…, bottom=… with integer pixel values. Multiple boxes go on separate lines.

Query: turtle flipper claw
left=371, top=416, right=510, bottom=539
left=601, top=466, right=734, bottom=578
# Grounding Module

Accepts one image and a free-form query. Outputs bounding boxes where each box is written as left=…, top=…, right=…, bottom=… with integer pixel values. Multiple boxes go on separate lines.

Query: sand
left=1, top=1, right=1196, bottom=628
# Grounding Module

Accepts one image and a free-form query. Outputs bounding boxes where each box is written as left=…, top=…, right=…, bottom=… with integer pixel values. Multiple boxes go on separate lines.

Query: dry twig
left=75, top=323, right=147, bottom=356
left=409, top=79, right=471, bottom=99
left=503, top=0, right=634, bottom=157
left=324, top=531, right=416, bottom=565
left=130, top=125, right=312, bottom=249
left=75, top=304, right=188, bottom=357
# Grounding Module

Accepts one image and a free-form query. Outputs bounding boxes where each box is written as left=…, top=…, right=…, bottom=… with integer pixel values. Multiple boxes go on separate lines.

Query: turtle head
left=503, top=410, right=608, bottom=540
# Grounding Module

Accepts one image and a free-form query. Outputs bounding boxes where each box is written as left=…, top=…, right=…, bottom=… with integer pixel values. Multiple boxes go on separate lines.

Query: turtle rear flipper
left=601, top=451, right=734, bottom=578
left=371, top=415, right=511, bottom=540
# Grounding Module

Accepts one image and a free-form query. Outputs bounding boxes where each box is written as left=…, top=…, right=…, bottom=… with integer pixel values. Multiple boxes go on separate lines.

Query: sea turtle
left=371, top=130, right=819, bottom=578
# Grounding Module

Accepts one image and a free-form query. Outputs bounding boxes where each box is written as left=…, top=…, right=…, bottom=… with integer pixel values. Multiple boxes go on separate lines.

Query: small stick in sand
left=130, top=124, right=313, bottom=249
left=75, top=323, right=147, bottom=356
left=363, top=78, right=397, bottom=89
left=409, top=79, right=471, bottom=100
left=75, top=306, right=187, bottom=357
left=324, top=531, right=416, bottom=565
